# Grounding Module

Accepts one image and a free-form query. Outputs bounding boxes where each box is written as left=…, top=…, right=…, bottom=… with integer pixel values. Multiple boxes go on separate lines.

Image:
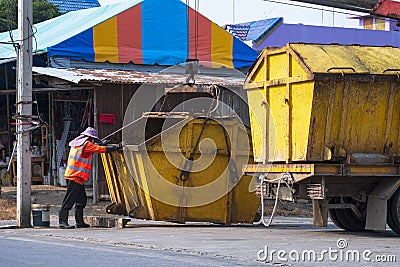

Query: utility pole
left=16, top=0, right=33, bottom=228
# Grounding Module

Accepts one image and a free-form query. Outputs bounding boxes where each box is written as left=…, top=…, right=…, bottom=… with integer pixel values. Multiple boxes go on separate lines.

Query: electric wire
left=185, top=0, right=199, bottom=59
left=194, top=0, right=199, bottom=59
left=34, top=94, right=48, bottom=126
left=1, top=0, right=39, bottom=54
left=264, top=0, right=374, bottom=18
left=28, top=17, right=38, bottom=55
left=7, top=0, right=18, bottom=53
left=186, top=0, right=189, bottom=59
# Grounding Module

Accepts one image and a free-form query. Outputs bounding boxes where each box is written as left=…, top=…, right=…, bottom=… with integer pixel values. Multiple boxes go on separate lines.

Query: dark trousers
left=61, top=180, right=87, bottom=210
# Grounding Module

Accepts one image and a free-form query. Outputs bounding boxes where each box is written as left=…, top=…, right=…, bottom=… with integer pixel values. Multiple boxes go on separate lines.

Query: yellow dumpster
left=101, top=112, right=259, bottom=225
left=245, top=43, right=400, bottom=163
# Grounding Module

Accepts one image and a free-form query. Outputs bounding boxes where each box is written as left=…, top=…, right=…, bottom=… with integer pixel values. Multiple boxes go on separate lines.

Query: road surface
left=0, top=217, right=398, bottom=266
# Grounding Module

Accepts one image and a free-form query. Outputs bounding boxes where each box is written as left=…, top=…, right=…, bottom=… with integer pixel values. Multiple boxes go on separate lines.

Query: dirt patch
left=0, top=185, right=111, bottom=219
left=0, top=198, right=16, bottom=220
left=263, top=199, right=313, bottom=217
left=0, top=186, right=313, bottom=221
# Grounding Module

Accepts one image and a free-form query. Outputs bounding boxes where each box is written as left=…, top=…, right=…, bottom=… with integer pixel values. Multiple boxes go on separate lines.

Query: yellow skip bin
left=245, top=43, right=400, bottom=163
left=101, top=113, right=259, bottom=225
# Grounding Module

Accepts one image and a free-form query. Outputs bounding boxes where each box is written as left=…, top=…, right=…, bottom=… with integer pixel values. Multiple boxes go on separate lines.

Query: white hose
left=254, top=172, right=294, bottom=227
left=254, top=174, right=282, bottom=227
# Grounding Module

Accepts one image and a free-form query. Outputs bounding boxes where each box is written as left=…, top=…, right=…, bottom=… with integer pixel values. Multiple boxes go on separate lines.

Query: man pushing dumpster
left=58, top=127, right=122, bottom=229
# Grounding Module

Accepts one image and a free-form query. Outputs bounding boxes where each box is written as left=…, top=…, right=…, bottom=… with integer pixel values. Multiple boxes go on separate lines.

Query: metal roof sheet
left=225, top=18, right=283, bottom=43
left=289, top=43, right=400, bottom=75
left=48, top=0, right=100, bottom=13
left=32, top=67, right=245, bottom=86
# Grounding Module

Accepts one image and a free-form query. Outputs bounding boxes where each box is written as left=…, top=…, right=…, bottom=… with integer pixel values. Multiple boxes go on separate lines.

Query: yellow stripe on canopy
left=93, top=16, right=119, bottom=63
left=211, top=23, right=233, bottom=68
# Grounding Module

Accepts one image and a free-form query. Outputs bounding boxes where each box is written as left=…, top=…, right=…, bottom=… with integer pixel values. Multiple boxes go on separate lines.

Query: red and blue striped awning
left=48, top=0, right=259, bottom=68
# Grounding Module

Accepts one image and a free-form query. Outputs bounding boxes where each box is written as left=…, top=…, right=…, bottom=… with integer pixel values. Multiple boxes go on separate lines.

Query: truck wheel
left=329, top=209, right=346, bottom=229
left=335, top=209, right=366, bottom=231
left=387, top=188, right=400, bottom=234
left=329, top=197, right=366, bottom=231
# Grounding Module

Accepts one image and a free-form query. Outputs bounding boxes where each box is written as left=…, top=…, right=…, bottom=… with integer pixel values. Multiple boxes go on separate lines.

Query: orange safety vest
left=64, top=141, right=93, bottom=184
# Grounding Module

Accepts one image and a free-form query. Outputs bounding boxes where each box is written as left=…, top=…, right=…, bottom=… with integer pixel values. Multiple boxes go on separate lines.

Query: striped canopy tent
left=0, top=0, right=258, bottom=69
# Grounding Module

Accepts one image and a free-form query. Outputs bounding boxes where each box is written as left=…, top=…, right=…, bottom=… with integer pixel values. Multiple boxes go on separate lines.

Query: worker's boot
left=58, top=209, right=74, bottom=229
left=75, top=209, right=90, bottom=228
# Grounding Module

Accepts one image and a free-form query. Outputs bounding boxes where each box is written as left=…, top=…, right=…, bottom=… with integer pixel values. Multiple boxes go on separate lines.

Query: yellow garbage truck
left=243, top=43, right=400, bottom=234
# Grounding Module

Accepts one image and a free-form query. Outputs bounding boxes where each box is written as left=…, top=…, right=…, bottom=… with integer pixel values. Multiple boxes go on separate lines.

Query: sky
left=97, top=0, right=365, bottom=28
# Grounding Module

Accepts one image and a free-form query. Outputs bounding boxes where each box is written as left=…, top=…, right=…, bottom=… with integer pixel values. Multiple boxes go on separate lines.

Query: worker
left=58, top=127, right=122, bottom=229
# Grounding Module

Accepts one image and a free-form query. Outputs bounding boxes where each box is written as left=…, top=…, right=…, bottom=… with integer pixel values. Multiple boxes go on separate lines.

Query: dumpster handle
left=383, top=68, right=400, bottom=73
left=327, top=67, right=356, bottom=74
left=383, top=69, right=400, bottom=78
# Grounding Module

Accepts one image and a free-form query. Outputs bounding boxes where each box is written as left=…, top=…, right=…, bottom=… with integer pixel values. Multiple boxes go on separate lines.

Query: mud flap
left=366, top=197, right=387, bottom=231
left=366, top=177, right=400, bottom=231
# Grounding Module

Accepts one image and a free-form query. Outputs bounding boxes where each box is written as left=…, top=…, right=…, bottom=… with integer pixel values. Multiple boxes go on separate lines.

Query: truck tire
left=335, top=209, right=366, bottom=231
left=329, top=209, right=346, bottom=229
left=387, top=188, right=400, bottom=235
left=329, top=197, right=366, bottom=232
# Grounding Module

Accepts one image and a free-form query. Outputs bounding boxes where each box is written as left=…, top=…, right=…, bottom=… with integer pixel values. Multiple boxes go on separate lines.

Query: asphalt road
left=0, top=217, right=399, bottom=267
left=0, top=235, right=247, bottom=267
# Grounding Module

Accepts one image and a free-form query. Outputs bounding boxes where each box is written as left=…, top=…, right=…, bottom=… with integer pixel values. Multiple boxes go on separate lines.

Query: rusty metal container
left=101, top=112, right=259, bottom=224
left=245, top=43, right=400, bottom=163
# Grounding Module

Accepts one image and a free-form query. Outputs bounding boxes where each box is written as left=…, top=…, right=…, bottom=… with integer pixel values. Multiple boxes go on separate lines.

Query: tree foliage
left=0, top=0, right=62, bottom=32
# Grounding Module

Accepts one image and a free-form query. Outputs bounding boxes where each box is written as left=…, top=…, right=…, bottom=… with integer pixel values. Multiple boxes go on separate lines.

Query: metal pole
left=48, top=92, right=52, bottom=184
left=16, top=0, right=33, bottom=228
left=93, top=89, right=98, bottom=204
left=5, top=63, right=12, bottom=160
left=51, top=92, right=57, bottom=185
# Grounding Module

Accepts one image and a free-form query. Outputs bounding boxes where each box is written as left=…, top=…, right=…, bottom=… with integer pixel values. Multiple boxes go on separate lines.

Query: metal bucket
left=32, top=204, right=51, bottom=227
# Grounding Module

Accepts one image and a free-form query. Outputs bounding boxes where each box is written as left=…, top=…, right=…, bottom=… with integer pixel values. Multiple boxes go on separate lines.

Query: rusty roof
left=32, top=67, right=245, bottom=87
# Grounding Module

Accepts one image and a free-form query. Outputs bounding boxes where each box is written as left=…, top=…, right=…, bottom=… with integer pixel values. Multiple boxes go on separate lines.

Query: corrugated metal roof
left=225, top=18, right=283, bottom=43
left=290, top=43, right=400, bottom=74
left=32, top=67, right=244, bottom=86
left=48, top=0, right=100, bottom=13
left=224, top=24, right=250, bottom=42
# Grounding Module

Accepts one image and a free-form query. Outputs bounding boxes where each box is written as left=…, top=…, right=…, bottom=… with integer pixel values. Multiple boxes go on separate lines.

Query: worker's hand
left=105, top=144, right=119, bottom=153
left=117, top=141, right=126, bottom=149
left=94, top=139, right=110, bottom=146
left=105, top=142, right=125, bottom=153
left=101, top=139, right=111, bottom=145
